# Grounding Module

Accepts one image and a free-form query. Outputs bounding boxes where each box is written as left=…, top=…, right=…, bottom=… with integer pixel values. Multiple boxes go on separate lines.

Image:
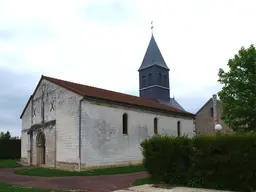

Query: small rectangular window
left=154, top=118, right=158, bottom=134
left=210, top=107, right=214, bottom=118
left=177, top=121, right=181, bottom=137
left=122, top=114, right=128, bottom=134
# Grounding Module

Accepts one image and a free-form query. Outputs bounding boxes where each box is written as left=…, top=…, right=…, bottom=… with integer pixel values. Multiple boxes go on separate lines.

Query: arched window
left=142, top=76, right=146, bottom=87
left=122, top=113, right=128, bottom=134
left=177, top=121, right=181, bottom=137
left=163, top=75, right=167, bottom=86
left=158, top=73, right=162, bottom=85
left=154, top=118, right=158, bottom=134
left=148, top=74, right=152, bottom=86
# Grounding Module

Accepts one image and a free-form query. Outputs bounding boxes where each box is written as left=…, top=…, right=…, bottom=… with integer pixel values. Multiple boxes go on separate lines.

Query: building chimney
left=212, top=94, right=219, bottom=125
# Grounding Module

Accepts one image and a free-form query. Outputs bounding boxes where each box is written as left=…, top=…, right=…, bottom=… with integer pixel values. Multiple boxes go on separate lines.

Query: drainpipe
left=212, top=94, right=218, bottom=125
left=78, top=97, right=85, bottom=171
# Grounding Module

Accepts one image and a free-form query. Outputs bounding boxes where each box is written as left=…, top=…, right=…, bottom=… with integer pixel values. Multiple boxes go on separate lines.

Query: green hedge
left=141, top=136, right=192, bottom=184
left=141, top=133, right=256, bottom=191
left=0, top=139, right=21, bottom=159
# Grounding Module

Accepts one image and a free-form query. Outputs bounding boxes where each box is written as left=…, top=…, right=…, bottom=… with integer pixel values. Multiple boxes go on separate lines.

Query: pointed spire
left=138, top=31, right=169, bottom=71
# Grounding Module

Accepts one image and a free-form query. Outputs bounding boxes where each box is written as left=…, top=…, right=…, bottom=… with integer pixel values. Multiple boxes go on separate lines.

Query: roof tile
left=20, top=75, right=195, bottom=118
left=44, top=76, right=194, bottom=117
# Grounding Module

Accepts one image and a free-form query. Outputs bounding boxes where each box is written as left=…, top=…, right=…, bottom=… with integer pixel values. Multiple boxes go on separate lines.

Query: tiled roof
left=157, top=98, right=185, bottom=111
left=20, top=75, right=195, bottom=118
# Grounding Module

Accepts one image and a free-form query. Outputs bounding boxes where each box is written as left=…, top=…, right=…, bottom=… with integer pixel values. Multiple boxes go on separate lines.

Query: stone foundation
left=20, top=157, right=29, bottom=166
left=56, top=160, right=142, bottom=171
left=56, top=161, right=79, bottom=171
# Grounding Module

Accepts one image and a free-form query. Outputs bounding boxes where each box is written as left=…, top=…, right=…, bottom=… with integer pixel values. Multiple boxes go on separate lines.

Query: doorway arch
left=36, top=130, right=45, bottom=166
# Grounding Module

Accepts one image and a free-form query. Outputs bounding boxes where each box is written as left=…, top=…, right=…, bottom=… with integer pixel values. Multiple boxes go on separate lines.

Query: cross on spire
left=151, top=21, right=154, bottom=34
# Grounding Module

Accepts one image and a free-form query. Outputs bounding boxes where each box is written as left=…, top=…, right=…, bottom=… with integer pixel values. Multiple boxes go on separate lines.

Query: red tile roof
left=20, top=75, right=195, bottom=118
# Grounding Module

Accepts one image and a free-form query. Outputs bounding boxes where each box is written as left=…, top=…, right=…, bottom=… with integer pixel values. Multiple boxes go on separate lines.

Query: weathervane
left=151, top=21, right=154, bottom=34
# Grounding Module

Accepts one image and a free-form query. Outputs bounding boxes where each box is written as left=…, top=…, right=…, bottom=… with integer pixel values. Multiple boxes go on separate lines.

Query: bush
left=140, top=133, right=256, bottom=191
left=141, top=135, right=192, bottom=184
left=0, top=139, right=21, bottom=159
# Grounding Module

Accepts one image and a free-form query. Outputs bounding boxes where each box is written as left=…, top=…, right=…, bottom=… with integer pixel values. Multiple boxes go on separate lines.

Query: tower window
left=142, top=76, right=146, bottom=87
left=154, top=118, right=158, bottom=134
left=148, top=74, right=152, bottom=86
left=158, top=73, right=162, bottom=85
left=122, top=113, right=128, bottom=134
left=177, top=121, right=181, bottom=137
left=163, top=75, right=167, bottom=86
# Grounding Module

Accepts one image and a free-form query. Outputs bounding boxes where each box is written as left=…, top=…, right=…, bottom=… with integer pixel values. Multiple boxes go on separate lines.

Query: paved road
left=0, top=168, right=148, bottom=192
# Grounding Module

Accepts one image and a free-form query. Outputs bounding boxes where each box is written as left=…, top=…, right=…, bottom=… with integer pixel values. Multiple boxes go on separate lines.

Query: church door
left=36, top=130, right=46, bottom=166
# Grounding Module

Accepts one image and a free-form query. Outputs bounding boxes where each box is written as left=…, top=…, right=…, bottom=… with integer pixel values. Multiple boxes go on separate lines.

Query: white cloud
left=0, top=0, right=256, bottom=136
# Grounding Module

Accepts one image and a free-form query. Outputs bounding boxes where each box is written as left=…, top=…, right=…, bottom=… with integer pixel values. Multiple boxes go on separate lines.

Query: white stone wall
left=21, top=77, right=194, bottom=169
left=32, top=79, right=57, bottom=124
left=21, top=99, right=31, bottom=159
left=21, top=101, right=32, bottom=130
left=21, top=79, right=58, bottom=165
left=21, top=79, right=81, bottom=166
left=80, top=99, right=194, bottom=167
left=32, top=79, right=82, bottom=164
left=21, top=131, right=28, bottom=158
left=55, top=86, right=82, bottom=163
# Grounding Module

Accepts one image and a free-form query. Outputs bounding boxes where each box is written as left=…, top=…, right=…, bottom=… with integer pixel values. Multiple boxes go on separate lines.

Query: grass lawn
left=15, top=164, right=145, bottom=177
left=0, top=183, right=82, bottom=192
left=0, top=159, right=21, bottom=168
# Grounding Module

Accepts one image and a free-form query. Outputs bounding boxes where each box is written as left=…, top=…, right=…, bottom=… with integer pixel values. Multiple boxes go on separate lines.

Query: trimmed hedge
left=141, top=133, right=256, bottom=191
left=0, top=139, right=21, bottom=159
left=141, top=136, right=192, bottom=184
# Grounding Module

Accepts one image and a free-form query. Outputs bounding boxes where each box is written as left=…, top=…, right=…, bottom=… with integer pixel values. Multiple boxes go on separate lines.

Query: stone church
left=20, top=34, right=195, bottom=170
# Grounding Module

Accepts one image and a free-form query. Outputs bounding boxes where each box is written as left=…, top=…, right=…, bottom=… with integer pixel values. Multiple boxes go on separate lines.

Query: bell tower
left=138, top=34, right=170, bottom=102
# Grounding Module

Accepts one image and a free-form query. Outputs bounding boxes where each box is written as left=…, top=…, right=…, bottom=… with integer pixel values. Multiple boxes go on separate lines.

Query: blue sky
left=0, top=0, right=256, bottom=136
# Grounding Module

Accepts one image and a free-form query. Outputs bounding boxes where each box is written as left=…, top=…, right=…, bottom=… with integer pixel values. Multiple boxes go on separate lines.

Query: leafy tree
left=218, top=44, right=256, bottom=132
left=10, top=136, right=20, bottom=140
left=0, top=131, right=11, bottom=140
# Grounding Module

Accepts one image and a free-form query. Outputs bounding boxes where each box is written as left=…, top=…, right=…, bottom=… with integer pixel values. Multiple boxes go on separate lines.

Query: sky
left=0, top=0, right=255, bottom=136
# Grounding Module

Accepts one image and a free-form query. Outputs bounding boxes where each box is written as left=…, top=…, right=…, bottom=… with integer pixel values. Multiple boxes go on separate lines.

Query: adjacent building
left=195, top=94, right=232, bottom=135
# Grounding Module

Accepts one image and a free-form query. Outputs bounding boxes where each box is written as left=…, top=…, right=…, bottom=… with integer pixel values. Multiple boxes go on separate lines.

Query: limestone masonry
left=20, top=34, right=195, bottom=170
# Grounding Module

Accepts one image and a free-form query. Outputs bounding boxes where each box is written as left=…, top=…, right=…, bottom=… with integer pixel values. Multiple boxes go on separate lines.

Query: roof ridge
left=44, top=75, right=143, bottom=100
left=20, top=75, right=195, bottom=119
left=44, top=76, right=189, bottom=114
left=195, top=97, right=222, bottom=115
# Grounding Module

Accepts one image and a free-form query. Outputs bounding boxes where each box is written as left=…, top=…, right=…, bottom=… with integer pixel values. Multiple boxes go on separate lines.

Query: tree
left=0, top=131, right=11, bottom=140
left=218, top=44, right=256, bottom=132
left=10, top=136, right=20, bottom=140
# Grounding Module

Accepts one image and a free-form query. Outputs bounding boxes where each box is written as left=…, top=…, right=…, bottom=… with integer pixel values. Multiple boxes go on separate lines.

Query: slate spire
left=138, top=30, right=185, bottom=111
left=138, top=34, right=169, bottom=71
